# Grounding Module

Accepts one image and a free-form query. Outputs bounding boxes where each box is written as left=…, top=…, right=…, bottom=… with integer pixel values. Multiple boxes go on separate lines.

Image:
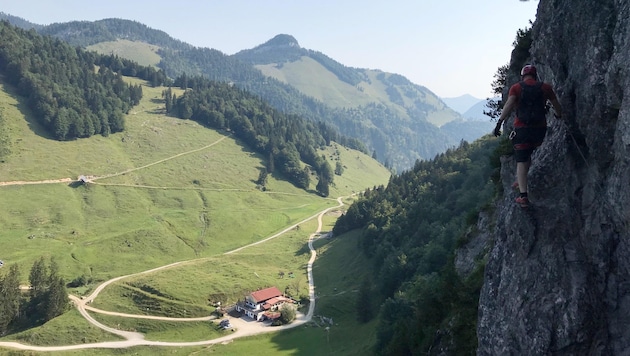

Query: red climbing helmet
left=521, top=64, right=538, bottom=78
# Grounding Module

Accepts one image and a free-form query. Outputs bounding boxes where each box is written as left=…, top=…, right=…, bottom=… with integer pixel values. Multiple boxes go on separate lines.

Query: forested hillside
left=164, top=74, right=366, bottom=193
left=0, top=12, right=42, bottom=30
left=27, top=18, right=480, bottom=170
left=0, top=20, right=364, bottom=192
left=0, top=21, right=171, bottom=140
left=39, top=18, right=191, bottom=50
left=333, top=136, right=501, bottom=354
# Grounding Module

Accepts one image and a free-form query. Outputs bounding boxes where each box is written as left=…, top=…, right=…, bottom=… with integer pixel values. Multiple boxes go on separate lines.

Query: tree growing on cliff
left=484, top=26, right=532, bottom=120
left=484, top=64, right=508, bottom=119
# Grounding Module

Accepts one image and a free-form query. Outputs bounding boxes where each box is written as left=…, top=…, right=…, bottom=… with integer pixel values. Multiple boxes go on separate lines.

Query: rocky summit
left=475, top=0, right=630, bottom=355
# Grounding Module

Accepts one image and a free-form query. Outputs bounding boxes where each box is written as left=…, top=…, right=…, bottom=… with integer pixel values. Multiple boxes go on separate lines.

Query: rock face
left=477, top=0, right=630, bottom=355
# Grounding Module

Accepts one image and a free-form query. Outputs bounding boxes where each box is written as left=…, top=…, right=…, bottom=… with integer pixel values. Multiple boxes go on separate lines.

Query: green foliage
left=39, top=18, right=192, bottom=50
left=512, top=25, right=533, bottom=68
left=0, top=108, right=9, bottom=161
left=356, top=277, right=374, bottom=323
left=256, top=167, right=269, bottom=187
left=29, top=257, right=48, bottom=297
left=0, top=257, right=69, bottom=336
left=0, top=12, right=43, bottom=30
left=307, top=50, right=368, bottom=86
left=485, top=25, right=533, bottom=121
left=484, top=64, right=509, bottom=120
left=0, top=264, right=21, bottom=335
left=27, top=257, right=69, bottom=324
left=169, top=74, right=345, bottom=189
left=0, top=21, right=172, bottom=141
left=279, top=304, right=297, bottom=324
left=129, top=27, right=451, bottom=170
left=316, top=173, right=330, bottom=197
left=334, top=137, right=499, bottom=354
left=335, top=161, right=344, bottom=176
left=233, top=34, right=304, bottom=65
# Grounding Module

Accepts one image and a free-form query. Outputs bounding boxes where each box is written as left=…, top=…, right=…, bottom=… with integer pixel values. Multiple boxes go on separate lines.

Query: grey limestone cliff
left=476, top=0, right=630, bottom=354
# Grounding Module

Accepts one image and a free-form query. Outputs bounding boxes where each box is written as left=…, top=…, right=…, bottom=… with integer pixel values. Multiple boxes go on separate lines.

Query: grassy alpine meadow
left=0, top=308, right=123, bottom=346
left=0, top=78, right=363, bottom=282
left=0, top=228, right=375, bottom=355
left=88, top=313, right=225, bottom=342
left=182, top=229, right=378, bottom=356
left=87, top=40, right=163, bottom=67
left=90, top=217, right=323, bottom=315
left=319, top=142, right=390, bottom=197
left=0, top=72, right=388, bottom=354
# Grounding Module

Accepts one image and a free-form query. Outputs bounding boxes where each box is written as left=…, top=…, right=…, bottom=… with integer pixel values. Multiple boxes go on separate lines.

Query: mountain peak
left=235, top=34, right=304, bottom=64
left=261, top=34, right=300, bottom=48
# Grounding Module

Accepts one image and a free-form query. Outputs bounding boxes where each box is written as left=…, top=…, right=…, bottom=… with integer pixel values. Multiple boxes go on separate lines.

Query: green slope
left=29, top=19, right=477, bottom=170
left=87, top=39, right=162, bottom=67
left=255, top=56, right=459, bottom=127
left=0, top=75, right=390, bottom=285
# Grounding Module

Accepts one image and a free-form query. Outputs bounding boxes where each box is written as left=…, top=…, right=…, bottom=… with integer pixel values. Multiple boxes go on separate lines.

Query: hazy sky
left=2, top=0, right=539, bottom=99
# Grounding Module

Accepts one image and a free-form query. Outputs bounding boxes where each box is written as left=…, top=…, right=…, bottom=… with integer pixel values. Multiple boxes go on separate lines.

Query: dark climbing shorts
left=512, top=126, right=547, bottom=162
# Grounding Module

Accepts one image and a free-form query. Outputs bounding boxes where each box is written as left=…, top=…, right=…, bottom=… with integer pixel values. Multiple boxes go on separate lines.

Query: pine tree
left=298, top=167, right=311, bottom=189
left=164, top=87, right=173, bottom=113
left=316, top=174, right=330, bottom=197
left=45, top=278, right=68, bottom=321
left=29, top=257, right=47, bottom=297
left=267, top=152, right=275, bottom=173
left=43, top=257, right=68, bottom=321
left=29, top=257, right=48, bottom=321
left=256, top=168, right=268, bottom=187
left=0, top=264, right=21, bottom=335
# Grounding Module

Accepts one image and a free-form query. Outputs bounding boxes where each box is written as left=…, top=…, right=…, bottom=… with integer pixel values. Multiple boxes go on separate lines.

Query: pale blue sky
left=1, top=0, right=539, bottom=98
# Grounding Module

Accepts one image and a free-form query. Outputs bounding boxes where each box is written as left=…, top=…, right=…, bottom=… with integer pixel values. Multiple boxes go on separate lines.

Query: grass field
left=0, top=230, right=375, bottom=355
left=0, top=309, right=123, bottom=346
left=0, top=76, right=388, bottom=280
left=256, top=58, right=454, bottom=127
left=89, top=217, right=322, bottom=315
left=87, top=40, right=162, bottom=67
left=0, top=72, right=388, bottom=354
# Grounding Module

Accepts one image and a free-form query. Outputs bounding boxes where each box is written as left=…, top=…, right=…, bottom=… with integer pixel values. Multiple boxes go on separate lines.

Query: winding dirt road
left=0, top=133, right=348, bottom=352
left=0, top=197, right=345, bottom=352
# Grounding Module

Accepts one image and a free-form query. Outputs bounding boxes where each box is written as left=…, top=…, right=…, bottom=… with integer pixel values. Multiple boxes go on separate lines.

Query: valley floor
left=0, top=196, right=343, bottom=352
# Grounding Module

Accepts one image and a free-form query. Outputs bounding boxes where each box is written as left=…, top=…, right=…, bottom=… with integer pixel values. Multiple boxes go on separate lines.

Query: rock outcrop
left=477, top=0, right=630, bottom=354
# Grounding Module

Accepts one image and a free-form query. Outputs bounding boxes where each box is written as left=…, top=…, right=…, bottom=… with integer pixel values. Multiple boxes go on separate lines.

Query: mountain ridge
left=441, top=94, right=483, bottom=114
left=2, top=15, right=491, bottom=170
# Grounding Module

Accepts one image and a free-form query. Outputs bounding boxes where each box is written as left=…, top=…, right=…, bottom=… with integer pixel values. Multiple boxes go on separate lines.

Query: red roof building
left=249, top=287, right=283, bottom=303
left=236, top=286, right=296, bottom=321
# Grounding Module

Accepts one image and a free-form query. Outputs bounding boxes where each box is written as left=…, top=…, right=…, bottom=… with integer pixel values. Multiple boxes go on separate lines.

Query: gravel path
left=0, top=197, right=345, bottom=352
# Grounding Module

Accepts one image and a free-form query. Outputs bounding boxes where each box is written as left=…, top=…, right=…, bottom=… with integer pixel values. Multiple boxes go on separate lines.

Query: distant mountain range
left=441, top=94, right=484, bottom=115
left=0, top=13, right=493, bottom=170
left=441, top=94, right=499, bottom=122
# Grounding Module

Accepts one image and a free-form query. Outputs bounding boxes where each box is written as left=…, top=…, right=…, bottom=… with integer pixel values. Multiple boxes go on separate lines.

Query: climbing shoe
left=515, top=196, right=529, bottom=208
left=512, top=181, right=519, bottom=191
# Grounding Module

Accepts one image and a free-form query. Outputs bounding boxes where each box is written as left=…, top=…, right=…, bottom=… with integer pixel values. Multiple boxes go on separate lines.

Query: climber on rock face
left=493, top=64, right=563, bottom=208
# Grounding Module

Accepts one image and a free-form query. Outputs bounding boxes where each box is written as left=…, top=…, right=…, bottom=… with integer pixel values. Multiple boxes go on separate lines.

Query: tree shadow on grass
left=2, top=80, right=58, bottom=140
left=294, top=243, right=311, bottom=257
